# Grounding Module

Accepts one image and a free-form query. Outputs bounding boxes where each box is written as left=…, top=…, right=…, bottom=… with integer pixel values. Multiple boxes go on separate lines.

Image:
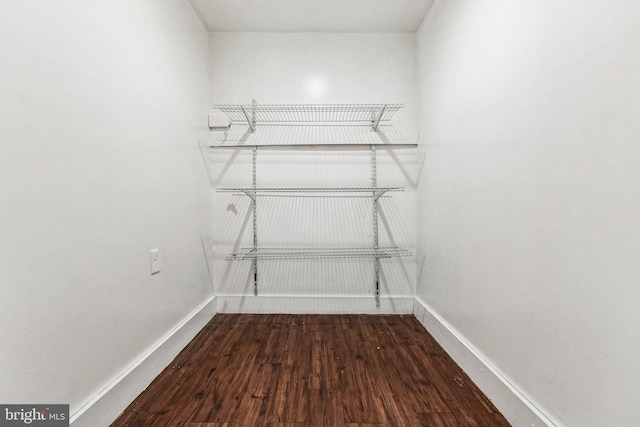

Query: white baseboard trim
left=413, top=298, right=556, bottom=427
left=70, top=296, right=217, bottom=427
left=217, top=294, right=414, bottom=314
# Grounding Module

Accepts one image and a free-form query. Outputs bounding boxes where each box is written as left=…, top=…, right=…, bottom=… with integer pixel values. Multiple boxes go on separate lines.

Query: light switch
left=150, top=249, right=160, bottom=275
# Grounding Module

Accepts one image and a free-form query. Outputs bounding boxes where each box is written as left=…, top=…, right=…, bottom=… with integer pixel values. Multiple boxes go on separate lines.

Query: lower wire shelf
left=226, top=247, right=412, bottom=260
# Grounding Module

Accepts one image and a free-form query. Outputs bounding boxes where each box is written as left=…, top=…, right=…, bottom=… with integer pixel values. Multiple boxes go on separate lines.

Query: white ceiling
left=189, top=0, right=433, bottom=33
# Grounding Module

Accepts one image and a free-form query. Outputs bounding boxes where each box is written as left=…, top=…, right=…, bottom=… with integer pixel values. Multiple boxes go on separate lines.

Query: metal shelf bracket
left=371, top=104, right=387, bottom=132
left=241, top=106, right=256, bottom=132
left=373, top=190, right=387, bottom=201
left=240, top=99, right=258, bottom=132
left=242, top=190, right=256, bottom=201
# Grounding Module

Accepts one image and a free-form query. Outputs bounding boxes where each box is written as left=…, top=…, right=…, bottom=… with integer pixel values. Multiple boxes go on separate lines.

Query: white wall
left=209, top=33, right=418, bottom=312
left=416, top=1, right=640, bottom=426
left=0, top=0, right=212, bottom=422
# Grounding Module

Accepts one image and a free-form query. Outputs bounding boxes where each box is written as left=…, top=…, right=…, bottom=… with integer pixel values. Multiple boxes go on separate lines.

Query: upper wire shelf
left=213, top=103, right=403, bottom=126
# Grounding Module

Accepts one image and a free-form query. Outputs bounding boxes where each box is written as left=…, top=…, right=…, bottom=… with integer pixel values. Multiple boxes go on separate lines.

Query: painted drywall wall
left=208, top=33, right=418, bottom=311
left=0, top=0, right=212, bottom=421
left=415, top=1, right=640, bottom=425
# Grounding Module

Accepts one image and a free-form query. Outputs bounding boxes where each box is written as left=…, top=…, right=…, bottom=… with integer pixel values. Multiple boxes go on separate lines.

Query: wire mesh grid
left=216, top=187, right=403, bottom=193
left=213, top=104, right=403, bottom=124
left=226, top=247, right=413, bottom=260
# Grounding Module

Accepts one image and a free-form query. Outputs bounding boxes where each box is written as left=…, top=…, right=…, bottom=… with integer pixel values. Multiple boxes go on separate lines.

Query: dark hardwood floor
left=112, top=314, right=510, bottom=426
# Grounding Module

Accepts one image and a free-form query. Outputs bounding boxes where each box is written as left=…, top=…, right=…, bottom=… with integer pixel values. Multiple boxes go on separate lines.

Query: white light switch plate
left=150, top=249, right=160, bottom=275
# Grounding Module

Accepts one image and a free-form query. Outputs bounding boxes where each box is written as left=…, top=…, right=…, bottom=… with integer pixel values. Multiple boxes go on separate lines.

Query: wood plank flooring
left=112, top=314, right=510, bottom=426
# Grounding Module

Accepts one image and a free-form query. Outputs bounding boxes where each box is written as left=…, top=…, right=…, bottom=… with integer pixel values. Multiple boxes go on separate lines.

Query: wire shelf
left=209, top=143, right=418, bottom=149
left=213, top=104, right=403, bottom=124
left=216, top=187, right=403, bottom=193
left=226, top=247, right=413, bottom=260
left=209, top=122, right=415, bottom=147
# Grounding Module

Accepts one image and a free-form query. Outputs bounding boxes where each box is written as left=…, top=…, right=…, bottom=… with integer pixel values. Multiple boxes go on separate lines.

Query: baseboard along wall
left=412, top=297, right=557, bottom=427
left=215, top=294, right=415, bottom=314
left=70, top=296, right=217, bottom=427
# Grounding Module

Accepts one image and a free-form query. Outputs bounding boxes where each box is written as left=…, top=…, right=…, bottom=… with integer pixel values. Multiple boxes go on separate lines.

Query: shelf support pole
left=372, top=145, right=380, bottom=307
left=252, top=99, right=257, bottom=129
left=371, top=104, right=387, bottom=132
left=252, top=146, right=258, bottom=295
